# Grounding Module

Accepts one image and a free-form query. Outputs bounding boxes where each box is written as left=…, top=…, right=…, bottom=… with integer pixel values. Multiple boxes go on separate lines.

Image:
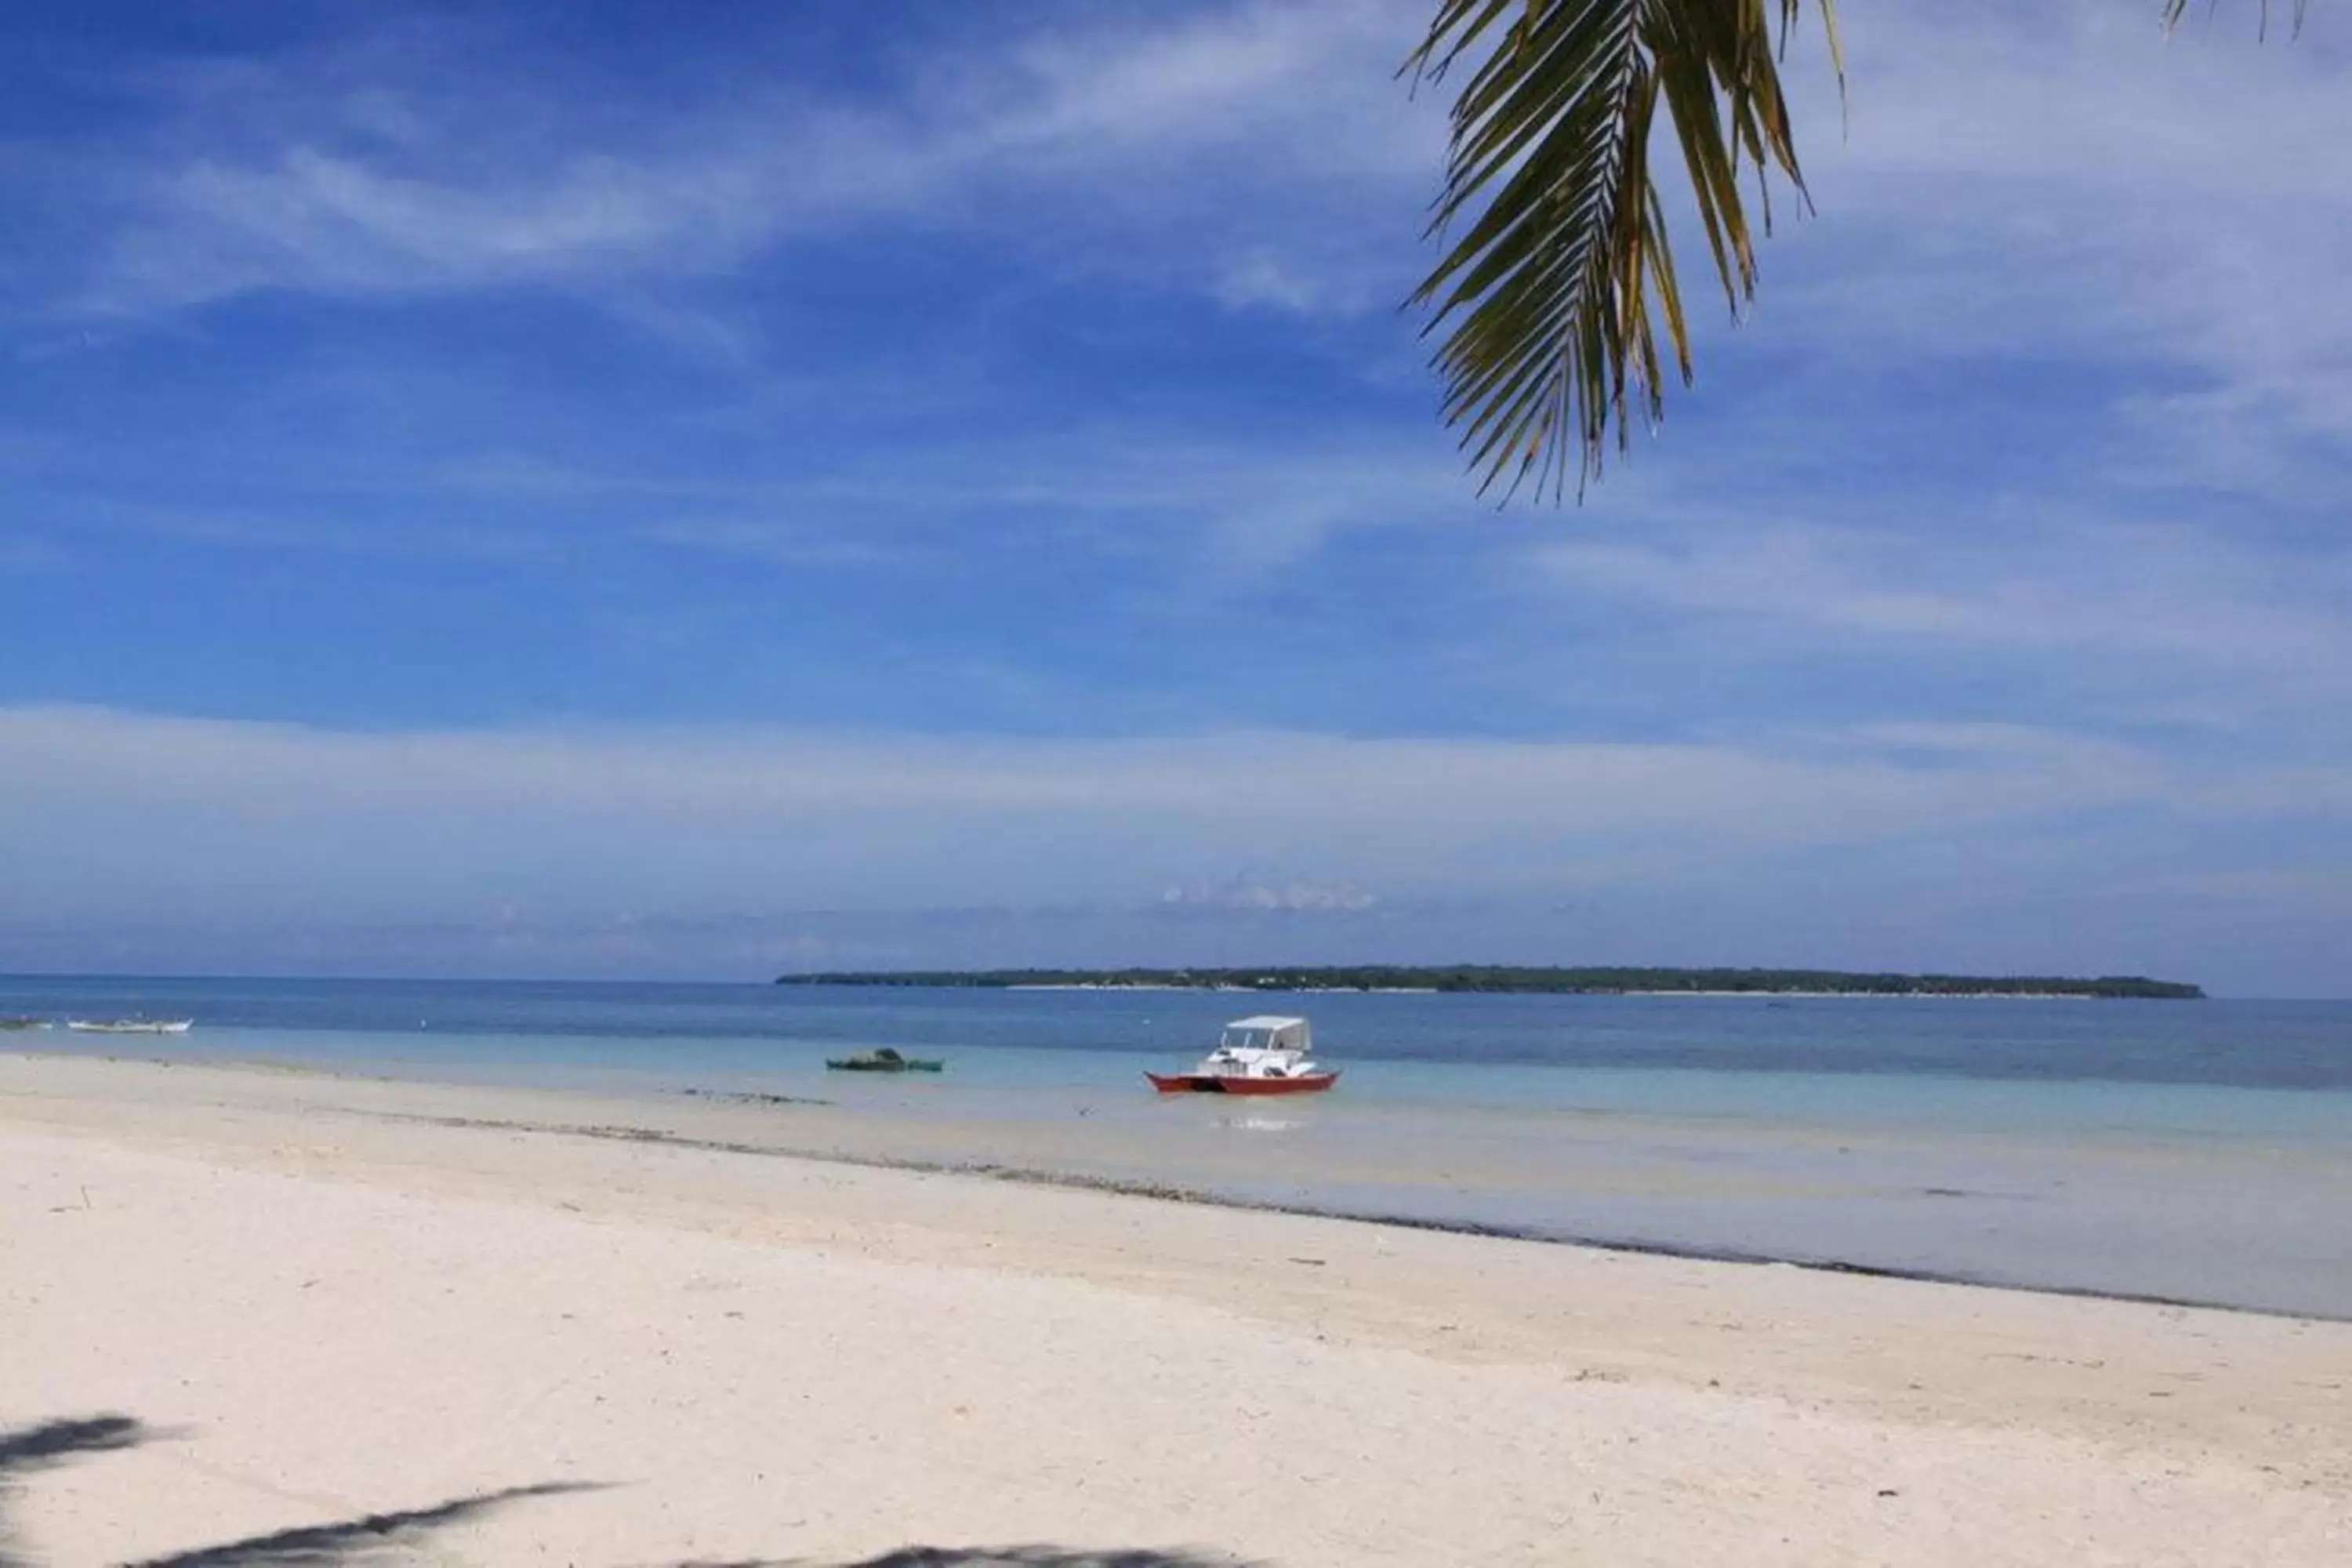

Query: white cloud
left=53, top=0, right=2352, bottom=514
left=974, top=0, right=1429, bottom=178
left=1532, top=514, right=2352, bottom=724
left=0, top=704, right=2343, bottom=988
left=1214, top=252, right=1338, bottom=314
left=89, top=125, right=854, bottom=310
left=601, top=423, right=1479, bottom=577
left=1758, top=3, right=2352, bottom=492
left=0, top=702, right=2337, bottom=918
left=8, top=5, right=2352, bottom=995
left=71, top=0, right=1439, bottom=319
left=1160, top=877, right=1381, bottom=913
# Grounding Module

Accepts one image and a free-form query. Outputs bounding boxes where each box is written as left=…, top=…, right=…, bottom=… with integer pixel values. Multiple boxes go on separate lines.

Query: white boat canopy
left=1220, top=1016, right=1311, bottom=1051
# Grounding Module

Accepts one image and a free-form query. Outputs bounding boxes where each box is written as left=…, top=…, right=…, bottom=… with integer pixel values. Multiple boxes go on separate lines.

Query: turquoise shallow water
left=6, top=977, right=2348, bottom=1315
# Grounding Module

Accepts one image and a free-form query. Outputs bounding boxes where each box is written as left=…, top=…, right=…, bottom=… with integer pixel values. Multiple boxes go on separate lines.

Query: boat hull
left=826, top=1059, right=944, bottom=1073
left=1146, top=1071, right=1339, bottom=1096
left=66, top=1020, right=192, bottom=1035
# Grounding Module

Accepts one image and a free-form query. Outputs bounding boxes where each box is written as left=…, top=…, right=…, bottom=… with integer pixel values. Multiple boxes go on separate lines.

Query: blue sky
left=2, top=1, right=2348, bottom=993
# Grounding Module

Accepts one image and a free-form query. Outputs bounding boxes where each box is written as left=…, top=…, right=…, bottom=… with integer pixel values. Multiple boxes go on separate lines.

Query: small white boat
left=65, top=1018, right=193, bottom=1035
left=1148, top=1014, right=1339, bottom=1096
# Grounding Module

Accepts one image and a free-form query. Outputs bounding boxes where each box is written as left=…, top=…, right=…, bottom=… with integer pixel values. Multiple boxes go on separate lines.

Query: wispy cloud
left=1538, top=517, right=2352, bottom=682
left=67, top=0, right=1439, bottom=321
left=0, top=702, right=2338, bottom=906
left=1, top=705, right=2343, bottom=988
left=1526, top=509, right=2352, bottom=758
left=3, top=6, right=2350, bottom=992
left=593, top=423, right=1480, bottom=578
left=1160, top=876, right=1382, bottom=914
left=1767, top=4, right=2352, bottom=497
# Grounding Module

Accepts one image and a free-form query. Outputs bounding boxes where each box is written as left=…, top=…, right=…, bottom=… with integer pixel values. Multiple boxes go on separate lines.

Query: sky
left=1, top=1, right=2347, bottom=994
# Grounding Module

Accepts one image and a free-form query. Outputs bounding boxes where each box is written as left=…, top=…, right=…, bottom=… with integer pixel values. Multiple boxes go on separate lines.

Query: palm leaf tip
left=2161, top=1, right=2310, bottom=39
left=1407, top=0, right=1838, bottom=501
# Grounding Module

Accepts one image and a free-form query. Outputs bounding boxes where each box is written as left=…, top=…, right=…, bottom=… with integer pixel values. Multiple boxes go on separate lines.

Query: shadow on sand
left=0, top=1417, right=589, bottom=1568
left=2, top=1415, right=1254, bottom=1568
left=1, top=1417, right=154, bottom=1568
left=675, top=1553, right=1251, bottom=1567
left=121, top=1483, right=604, bottom=1566
left=0, top=1417, right=149, bottom=1473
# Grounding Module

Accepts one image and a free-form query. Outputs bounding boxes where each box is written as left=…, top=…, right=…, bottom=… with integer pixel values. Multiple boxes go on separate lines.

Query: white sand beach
left=2, top=1053, right=2347, bottom=1566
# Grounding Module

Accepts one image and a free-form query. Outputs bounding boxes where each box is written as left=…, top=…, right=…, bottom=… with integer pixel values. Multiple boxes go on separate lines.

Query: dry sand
left=2, top=1053, right=2347, bottom=1566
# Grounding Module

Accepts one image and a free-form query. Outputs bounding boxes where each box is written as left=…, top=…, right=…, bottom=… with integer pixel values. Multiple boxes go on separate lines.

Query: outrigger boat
left=826, top=1047, right=944, bottom=1073
left=1148, top=1015, right=1338, bottom=1096
left=65, top=1018, right=193, bottom=1035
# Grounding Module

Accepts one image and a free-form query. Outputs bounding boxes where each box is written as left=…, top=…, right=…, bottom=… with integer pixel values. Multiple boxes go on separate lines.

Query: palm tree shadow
left=122, top=1481, right=603, bottom=1566
left=3, top=1420, right=1246, bottom=1568
left=676, top=1550, right=1255, bottom=1567
left=0, top=1416, right=156, bottom=1568
left=2, top=1418, right=597, bottom=1568
left=0, top=1417, right=149, bottom=1474
left=2, top=1420, right=158, bottom=1568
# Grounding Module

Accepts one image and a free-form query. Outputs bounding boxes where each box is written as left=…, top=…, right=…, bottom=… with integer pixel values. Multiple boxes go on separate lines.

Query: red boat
left=1147, top=1015, right=1339, bottom=1096
left=1145, top=1069, right=1340, bottom=1095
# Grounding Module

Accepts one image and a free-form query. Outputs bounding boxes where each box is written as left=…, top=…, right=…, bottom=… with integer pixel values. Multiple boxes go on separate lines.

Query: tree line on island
left=774, top=967, right=2204, bottom=1000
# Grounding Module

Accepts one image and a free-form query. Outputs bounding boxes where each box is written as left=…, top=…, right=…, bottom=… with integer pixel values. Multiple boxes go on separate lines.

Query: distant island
left=773, top=966, right=2205, bottom=1000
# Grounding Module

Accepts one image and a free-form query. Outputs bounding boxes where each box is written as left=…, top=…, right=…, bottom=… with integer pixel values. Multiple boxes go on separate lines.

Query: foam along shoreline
left=2, top=1051, right=2347, bottom=1565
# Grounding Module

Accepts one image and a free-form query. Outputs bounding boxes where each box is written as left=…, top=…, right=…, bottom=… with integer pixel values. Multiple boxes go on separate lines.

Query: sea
left=5, top=975, right=2349, bottom=1319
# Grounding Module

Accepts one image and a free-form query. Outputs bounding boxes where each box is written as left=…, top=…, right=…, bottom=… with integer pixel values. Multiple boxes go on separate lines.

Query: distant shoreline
left=775, top=965, right=2205, bottom=1001
left=1003, top=983, right=1443, bottom=994
left=999, top=984, right=2096, bottom=1000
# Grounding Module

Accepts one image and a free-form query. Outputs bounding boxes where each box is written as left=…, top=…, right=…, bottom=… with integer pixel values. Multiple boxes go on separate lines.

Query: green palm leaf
left=1407, top=1, right=1841, bottom=501
left=1412, top=2, right=2304, bottom=501
left=2161, top=1, right=2308, bottom=38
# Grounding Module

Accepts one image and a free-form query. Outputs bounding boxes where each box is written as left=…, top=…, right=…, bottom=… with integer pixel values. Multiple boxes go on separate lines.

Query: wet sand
left=3, top=1054, right=2348, bottom=1566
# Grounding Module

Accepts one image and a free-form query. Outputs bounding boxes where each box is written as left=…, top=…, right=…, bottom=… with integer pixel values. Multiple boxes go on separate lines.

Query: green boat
left=825, top=1047, right=944, bottom=1073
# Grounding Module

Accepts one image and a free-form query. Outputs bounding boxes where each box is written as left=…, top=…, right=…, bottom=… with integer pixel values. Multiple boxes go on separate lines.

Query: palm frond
left=1408, top=1, right=1841, bottom=501
left=1409, top=2, right=2309, bottom=500
left=2161, top=1, right=2309, bottom=40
